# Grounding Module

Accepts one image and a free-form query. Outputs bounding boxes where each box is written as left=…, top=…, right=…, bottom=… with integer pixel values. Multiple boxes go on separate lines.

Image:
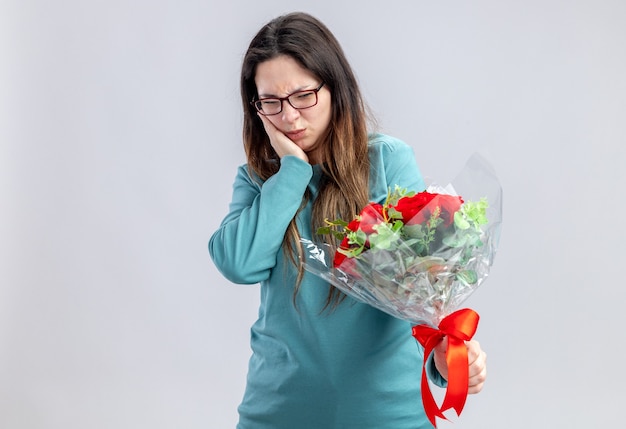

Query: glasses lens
left=288, top=90, right=317, bottom=109
left=255, top=99, right=281, bottom=115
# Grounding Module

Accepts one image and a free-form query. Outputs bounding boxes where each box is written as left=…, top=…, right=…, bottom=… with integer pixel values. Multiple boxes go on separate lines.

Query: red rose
left=395, top=192, right=463, bottom=226
left=358, top=203, right=384, bottom=234
left=333, top=236, right=361, bottom=277
left=333, top=236, right=351, bottom=267
left=333, top=252, right=346, bottom=267
left=335, top=253, right=358, bottom=275
left=394, top=192, right=437, bottom=225
left=346, top=218, right=360, bottom=232
left=430, top=194, right=464, bottom=226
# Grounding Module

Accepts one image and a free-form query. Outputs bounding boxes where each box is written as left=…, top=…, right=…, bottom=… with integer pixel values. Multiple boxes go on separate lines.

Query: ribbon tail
left=440, top=337, right=469, bottom=416
left=421, top=363, right=447, bottom=428
left=412, top=328, right=447, bottom=428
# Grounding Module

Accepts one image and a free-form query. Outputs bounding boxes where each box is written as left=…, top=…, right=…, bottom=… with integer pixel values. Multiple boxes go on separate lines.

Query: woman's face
left=254, top=55, right=332, bottom=163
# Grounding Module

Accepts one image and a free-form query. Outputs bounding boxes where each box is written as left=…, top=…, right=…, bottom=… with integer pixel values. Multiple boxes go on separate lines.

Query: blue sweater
left=209, top=134, right=445, bottom=429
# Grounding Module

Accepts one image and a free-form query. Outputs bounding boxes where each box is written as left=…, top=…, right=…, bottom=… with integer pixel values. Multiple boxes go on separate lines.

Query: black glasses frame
left=251, top=82, right=325, bottom=116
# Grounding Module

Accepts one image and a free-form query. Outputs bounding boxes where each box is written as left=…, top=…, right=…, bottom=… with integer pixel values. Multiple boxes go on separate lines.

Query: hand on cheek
left=258, top=114, right=308, bottom=163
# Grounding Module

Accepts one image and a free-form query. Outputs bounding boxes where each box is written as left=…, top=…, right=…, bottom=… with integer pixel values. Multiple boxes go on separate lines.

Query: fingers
left=466, top=340, right=487, bottom=394
left=257, top=114, right=308, bottom=162
left=432, top=337, right=487, bottom=394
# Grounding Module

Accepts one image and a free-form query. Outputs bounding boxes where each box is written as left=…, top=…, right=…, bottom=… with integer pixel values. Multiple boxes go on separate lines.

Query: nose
left=280, top=101, right=300, bottom=122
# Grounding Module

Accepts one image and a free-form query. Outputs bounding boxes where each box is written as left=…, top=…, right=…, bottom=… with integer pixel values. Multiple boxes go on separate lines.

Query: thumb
left=434, top=336, right=448, bottom=354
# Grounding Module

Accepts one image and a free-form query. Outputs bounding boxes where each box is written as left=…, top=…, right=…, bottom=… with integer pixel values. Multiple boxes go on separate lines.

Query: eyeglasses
left=251, top=82, right=325, bottom=116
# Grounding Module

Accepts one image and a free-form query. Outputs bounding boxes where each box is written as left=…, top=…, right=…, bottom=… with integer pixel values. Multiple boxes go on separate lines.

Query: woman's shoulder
left=367, top=132, right=425, bottom=198
left=367, top=133, right=415, bottom=159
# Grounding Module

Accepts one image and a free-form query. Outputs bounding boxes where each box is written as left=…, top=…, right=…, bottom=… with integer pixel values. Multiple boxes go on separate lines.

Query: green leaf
left=403, top=223, right=425, bottom=239
left=387, top=206, right=403, bottom=220
left=331, top=230, right=346, bottom=240
left=347, top=229, right=368, bottom=247
left=337, top=245, right=364, bottom=258
left=454, top=211, right=471, bottom=230
left=316, top=218, right=351, bottom=240
left=442, top=233, right=468, bottom=248
left=316, top=226, right=332, bottom=235
left=456, top=269, right=478, bottom=285
left=391, top=220, right=404, bottom=232
left=460, top=198, right=489, bottom=229
left=331, top=219, right=349, bottom=229
left=369, top=223, right=399, bottom=250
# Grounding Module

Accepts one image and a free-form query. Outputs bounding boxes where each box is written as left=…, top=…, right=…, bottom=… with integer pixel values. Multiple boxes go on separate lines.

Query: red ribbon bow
left=411, top=308, right=480, bottom=428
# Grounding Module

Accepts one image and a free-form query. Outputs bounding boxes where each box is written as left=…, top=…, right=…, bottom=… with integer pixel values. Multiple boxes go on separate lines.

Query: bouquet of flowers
left=300, top=153, right=502, bottom=427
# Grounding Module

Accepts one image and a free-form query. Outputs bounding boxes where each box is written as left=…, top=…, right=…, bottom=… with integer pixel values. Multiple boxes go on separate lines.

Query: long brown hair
left=240, top=12, right=370, bottom=308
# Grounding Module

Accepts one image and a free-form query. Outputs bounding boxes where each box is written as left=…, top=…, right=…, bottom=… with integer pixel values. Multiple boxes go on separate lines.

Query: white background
left=2, top=1, right=625, bottom=428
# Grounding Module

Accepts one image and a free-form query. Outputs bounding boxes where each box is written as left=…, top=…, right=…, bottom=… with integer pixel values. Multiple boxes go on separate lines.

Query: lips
left=286, top=129, right=306, bottom=140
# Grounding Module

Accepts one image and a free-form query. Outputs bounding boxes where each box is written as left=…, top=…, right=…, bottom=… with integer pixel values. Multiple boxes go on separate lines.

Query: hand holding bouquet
left=301, top=154, right=502, bottom=427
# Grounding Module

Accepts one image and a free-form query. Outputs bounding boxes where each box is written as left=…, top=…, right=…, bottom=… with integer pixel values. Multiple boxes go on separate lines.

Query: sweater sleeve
left=208, top=156, right=313, bottom=284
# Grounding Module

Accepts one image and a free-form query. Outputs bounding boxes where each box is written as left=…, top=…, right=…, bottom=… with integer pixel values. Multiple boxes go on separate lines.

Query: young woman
left=209, top=12, right=487, bottom=429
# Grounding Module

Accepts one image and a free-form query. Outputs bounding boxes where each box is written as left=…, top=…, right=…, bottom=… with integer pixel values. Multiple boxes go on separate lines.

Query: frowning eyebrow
left=257, top=84, right=315, bottom=99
